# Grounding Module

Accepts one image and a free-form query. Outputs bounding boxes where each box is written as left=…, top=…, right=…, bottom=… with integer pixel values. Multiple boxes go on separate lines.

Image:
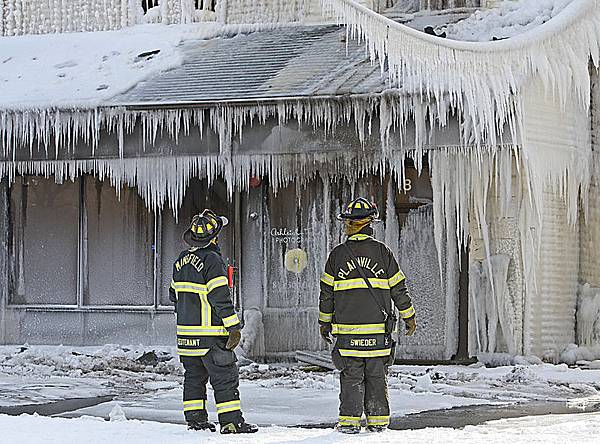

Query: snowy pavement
left=2, top=345, right=600, bottom=438
left=2, top=411, right=600, bottom=444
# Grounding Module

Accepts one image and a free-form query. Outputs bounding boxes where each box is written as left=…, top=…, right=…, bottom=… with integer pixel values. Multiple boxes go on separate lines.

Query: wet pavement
left=0, top=395, right=115, bottom=416
left=299, top=400, right=600, bottom=430
left=5, top=395, right=599, bottom=432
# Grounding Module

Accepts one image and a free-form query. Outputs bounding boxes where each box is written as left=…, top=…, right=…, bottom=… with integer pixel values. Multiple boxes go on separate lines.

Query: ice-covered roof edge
left=0, top=91, right=482, bottom=159
left=322, top=0, right=599, bottom=143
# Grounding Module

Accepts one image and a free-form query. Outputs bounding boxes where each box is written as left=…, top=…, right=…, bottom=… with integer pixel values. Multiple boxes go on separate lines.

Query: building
left=0, top=0, right=599, bottom=363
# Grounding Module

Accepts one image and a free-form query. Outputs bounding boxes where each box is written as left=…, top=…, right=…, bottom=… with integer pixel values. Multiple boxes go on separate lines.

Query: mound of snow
left=445, top=0, right=574, bottom=42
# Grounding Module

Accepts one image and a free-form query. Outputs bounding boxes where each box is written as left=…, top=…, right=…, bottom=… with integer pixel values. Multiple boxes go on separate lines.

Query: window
left=8, top=176, right=156, bottom=309
left=195, top=0, right=216, bottom=11
left=142, top=0, right=160, bottom=13
left=9, top=177, right=79, bottom=305
left=83, top=177, right=154, bottom=306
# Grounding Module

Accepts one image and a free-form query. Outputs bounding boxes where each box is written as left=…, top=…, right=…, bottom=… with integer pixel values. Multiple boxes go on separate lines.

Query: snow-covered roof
left=0, top=10, right=476, bottom=112
left=112, top=24, right=386, bottom=108
left=0, top=25, right=187, bottom=111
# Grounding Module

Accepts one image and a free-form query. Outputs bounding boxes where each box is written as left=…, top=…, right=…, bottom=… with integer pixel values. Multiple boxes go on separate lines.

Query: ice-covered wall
left=519, top=76, right=587, bottom=360
left=221, top=0, right=314, bottom=23
left=0, top=0, right=217, bottom=36
left=575, top=72, right=600, bottom=350
left=524, top=190, right=579, bottom=360
left=394, top=204, right=459, bottom=360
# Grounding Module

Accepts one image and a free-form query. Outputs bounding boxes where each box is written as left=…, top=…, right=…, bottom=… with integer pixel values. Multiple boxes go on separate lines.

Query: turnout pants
left=332, top=348, right=390, bottom=428
left=180, top=346, right=244, bottom=426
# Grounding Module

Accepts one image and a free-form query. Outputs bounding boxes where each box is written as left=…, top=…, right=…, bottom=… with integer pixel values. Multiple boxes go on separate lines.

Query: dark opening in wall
left=195, top=0, right=216, bottom=10
left=142, top=0, right=159, bottom=13
left=142, top=0, right=216, bottom=14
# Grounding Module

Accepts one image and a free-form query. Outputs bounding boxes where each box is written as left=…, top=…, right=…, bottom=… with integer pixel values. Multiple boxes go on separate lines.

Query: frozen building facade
left=0, top=0, right=599, bottom=363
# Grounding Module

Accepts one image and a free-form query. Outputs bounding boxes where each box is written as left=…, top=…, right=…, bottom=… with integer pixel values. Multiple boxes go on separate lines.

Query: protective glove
left=226, top=330, right=241, bottom=350
left=404, top=316, right=417, bottom=336
left=320, top=324, right=333, bottom=344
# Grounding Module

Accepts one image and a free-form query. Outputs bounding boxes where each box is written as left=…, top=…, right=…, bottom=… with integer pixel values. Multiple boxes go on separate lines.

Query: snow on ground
left=0, top=345, right=493, bottom=426
left=2, top=345, right=600, bottom=428
left=58, top=380, right=493, bottom=426
left=2, top=411, right=600, bottom=444
left=445, top=0, right=574, bottom=41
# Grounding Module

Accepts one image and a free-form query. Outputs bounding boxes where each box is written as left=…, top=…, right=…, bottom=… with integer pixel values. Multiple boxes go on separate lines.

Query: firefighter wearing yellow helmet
left=319, top=197, right=417, bottom=434
left=169, top=209, right=257, bottom=434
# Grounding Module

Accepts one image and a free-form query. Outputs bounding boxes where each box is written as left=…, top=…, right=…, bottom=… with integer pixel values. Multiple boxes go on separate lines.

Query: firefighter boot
left=220, top=421, right=259, bottom=434
left=366, top=425, right=387, bottom=432
left=336, top=424, right=361, bottom=434
left=187, top=421, right=216, bottom=432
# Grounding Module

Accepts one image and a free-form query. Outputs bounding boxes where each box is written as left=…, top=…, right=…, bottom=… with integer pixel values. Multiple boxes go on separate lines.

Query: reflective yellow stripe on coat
left=177, top=325, right=229, bottom=336
left=388, top=271, right=406, bottom=287
left=172, top=281, right=207, bottom=294
left=332, top=323, right=386, bottom=335
left=222, top=313, right=241, bottom=328
left=320, top=272, right=334, bottom=287
left=177, top=348, right=210, bottom=357
left=207, top=276, right=228, bottom=293
left=399, top=306, right=416, bottom=319
left=319, top=311, right=333, bottom=323
left=334, top=278, right=390, bottom=291
left=338, top=348, right=392, bottom=358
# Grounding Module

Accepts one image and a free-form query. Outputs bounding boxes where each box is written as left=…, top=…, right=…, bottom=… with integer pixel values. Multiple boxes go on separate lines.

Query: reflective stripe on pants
left=180, top=346, right=244, bottom=425
left=332, top=348, right=390, bottom=427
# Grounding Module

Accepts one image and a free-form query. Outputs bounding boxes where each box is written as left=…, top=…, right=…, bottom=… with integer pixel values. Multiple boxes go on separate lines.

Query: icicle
left=321, top=0, right=600, bottom=150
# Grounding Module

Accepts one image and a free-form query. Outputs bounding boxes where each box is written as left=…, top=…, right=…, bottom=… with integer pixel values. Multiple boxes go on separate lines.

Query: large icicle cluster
left=322, top=0, right=599, bottom=146
left=0, top=97, right=445, bottom=214
left=0, top=93, right=442, bottom=207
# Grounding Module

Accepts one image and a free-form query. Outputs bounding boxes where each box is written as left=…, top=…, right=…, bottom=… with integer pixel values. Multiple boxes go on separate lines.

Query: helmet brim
left=336, top=212, right=380, bottom=221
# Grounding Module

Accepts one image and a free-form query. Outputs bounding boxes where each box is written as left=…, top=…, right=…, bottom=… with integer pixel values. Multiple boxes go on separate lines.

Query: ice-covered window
left=83, top=177, right=154, bottom=306
left=9, top=177, right=79, bottom=305
left=8, top=176, right=156, bottom=309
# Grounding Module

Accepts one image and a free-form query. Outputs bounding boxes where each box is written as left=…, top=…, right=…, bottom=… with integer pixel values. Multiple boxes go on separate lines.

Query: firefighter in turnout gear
left=169, top=209, right=258, bottom=435
left=319, top=197, right=417, bottom=434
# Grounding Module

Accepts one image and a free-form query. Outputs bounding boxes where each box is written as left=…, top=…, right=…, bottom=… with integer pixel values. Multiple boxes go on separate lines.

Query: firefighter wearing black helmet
left=319, top=197, right=417, bottom=434
left=169, top=209, right=257, bottom=434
